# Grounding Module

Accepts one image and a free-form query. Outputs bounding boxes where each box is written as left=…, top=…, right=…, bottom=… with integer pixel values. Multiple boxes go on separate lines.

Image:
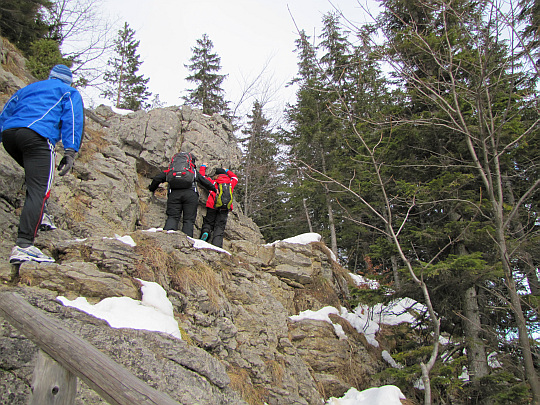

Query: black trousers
left=2, top=128, right=55, bottom=246
left=201, top=208, right=229, bottom=248
left=164, top=188, right=199, bottom=237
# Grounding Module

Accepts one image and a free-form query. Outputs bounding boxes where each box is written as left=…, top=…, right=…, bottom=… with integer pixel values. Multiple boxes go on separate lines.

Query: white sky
left=58, top=231, right=416, bottom=405
left=83, top=0, right=378, bottom=120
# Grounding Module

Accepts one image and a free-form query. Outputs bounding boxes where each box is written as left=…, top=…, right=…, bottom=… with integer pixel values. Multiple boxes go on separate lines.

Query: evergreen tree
left=373, top=0, right=540, bottom=401
left=518, top=0, right=540, bottom=65
left=237, top=100, right=283, bottom=241
left=0, top=0, right=52, bottom=54
left=183, top=34, right=231, bottom=119
left=26, top=39, right=71, bottom=79
left=284, top=22, right=354, bottom=257
left=102, top=22, right=151, bottom=111
left=284, top=30, right=330, bottom=241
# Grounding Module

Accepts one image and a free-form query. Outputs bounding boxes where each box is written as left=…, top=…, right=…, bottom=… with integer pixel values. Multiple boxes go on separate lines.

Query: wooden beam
left=0, top=291, right=181, bottom=405
left=29, top=350, right=77, bottom=405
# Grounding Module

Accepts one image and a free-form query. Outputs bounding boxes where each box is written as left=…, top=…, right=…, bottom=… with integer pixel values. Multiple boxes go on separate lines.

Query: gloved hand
left=57, top=149, right=76, bottom=176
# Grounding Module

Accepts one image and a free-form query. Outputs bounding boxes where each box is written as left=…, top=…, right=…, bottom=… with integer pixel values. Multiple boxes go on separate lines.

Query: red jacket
left=199, top=166, right=238, bottom=210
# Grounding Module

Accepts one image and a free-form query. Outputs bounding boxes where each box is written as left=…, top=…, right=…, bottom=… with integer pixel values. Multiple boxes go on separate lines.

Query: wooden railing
left=0, top=291, right=181, bottom=405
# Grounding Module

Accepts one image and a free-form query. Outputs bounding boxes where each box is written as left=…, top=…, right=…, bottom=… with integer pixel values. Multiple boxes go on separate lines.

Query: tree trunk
left=302, top=198, right=313, bottom=232
left=242, top=135, right=254, bottom=217
left=463, top=286, right=489, bottom=379
left=320, top=152, right=338, bottom=257
left=323, top=184, right=338, bottom=257
left=390, top=254, right=401, bottom=290
left=115, top=54, right=125, bottom=108
left=504, top=174, right=540, bottom=296
left=496, top=222, right=540, bottom=403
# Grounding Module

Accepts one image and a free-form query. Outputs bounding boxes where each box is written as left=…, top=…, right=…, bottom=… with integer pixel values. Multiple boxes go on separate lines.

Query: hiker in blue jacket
left=148, top=153, right=217, bottom=237
left=0, top=64, right=85, bottom=264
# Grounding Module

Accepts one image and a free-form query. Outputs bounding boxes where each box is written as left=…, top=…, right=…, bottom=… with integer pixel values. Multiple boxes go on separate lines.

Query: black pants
left=201, top=208, right=229, bottom=248
left=2, top=128, right=55, bottom=246
left=164, top=188, right=199, bottom=237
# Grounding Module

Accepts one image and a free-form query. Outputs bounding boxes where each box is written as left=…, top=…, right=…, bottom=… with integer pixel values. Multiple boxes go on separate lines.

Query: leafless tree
left=338, top=0, right=540, bottom=402
left=43, top=0, right=117, bottom=87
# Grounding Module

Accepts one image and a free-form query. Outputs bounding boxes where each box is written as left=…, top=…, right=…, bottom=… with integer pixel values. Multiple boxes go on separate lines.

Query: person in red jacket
left=199, top=164, right=238, bottom=248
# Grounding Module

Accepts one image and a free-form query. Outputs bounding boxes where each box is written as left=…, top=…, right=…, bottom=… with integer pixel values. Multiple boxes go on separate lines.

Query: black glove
left=58, top=149, right=76, bottom=176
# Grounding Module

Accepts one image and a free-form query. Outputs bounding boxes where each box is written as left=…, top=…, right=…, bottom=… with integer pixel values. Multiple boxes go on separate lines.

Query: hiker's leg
left=201, top=208, right=217, bottom=236
left=210, top=210, right=229, bottom=248
left=180, top=190, right=198, bottom=237
left=4, top=128, right=54, bottom=246
left=164, top=190, right=182, bottom=231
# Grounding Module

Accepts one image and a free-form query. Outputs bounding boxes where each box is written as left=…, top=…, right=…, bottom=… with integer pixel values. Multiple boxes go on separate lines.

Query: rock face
left=0, top=38, right=387, bottom=405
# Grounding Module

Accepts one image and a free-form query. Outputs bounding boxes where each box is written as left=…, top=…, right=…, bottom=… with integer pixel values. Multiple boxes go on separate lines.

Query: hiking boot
left=9, top=245, right=55, bottom=264
left=39, top=213, right=57, bottom=231
left=200, top=232, right=209, bottom=241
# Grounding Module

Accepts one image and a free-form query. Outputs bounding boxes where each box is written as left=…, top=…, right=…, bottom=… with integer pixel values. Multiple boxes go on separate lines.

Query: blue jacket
left=0, top=78, right=84, bottom=151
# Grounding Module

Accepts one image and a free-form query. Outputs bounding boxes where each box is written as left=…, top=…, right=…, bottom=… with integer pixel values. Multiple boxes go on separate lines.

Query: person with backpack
left=0, top=64, right=84, bottom=264
left=148, top=151, right=216, bottom=237
left=199, top=164, right=238, bottom=248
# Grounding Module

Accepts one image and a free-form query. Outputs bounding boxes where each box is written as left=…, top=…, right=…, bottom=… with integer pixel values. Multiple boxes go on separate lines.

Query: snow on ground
left=58, top=279, right=181, bottom=339
left=57, top=231, right=412, bottom=403
left=103, top=234, right=136, bottom=246
left=289, top=307, right=347, bottom=340
left=187, top=236, right=231, bottom=255
left=268, top=232, right=337, bottom=261
left=269, top=232, right=322, bottom=245
left=141, top=228, right=232, bottom=255
left=349, top=273, right=380, bottom=289
left=326, top=385, right=406, bottom=405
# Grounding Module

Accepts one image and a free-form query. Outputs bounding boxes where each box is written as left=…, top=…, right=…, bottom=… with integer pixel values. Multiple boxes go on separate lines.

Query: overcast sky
left=86, top=0, right=378, bottom=120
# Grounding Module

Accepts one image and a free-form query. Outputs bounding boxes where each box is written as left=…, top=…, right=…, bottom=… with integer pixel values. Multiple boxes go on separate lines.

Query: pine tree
left=284, top=30, right=330, bottom=240
left=102, top=22, right=151, bottom=111
left=285, top=17, right=356, bottom=257
left=183, top=34, right=231, bottom=119
left=375, top=0, right=540, bottom=401
left=0, top=0, right=52, bottom=54
left=237, top=100, right=283, bottom=241
left=26, top=39, right=71, bottom=80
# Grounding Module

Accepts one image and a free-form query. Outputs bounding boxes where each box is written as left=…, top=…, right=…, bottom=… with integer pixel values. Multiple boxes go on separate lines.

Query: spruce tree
left=237, top=100, right=282, bottom=241
left=285, top=17, right=356, bottom=257
left=284, top=30, right=329, bottom=240
left=102, top=22, right=151, bottom=111
left=374, top=0, right=540, bottom=401
left=183, top=34, right=231, bottom=119
left=0, top=0, right=52, bottom=54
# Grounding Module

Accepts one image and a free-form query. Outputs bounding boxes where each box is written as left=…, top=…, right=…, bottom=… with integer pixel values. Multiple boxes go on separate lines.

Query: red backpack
left=165, top=152, right=195, bottom=189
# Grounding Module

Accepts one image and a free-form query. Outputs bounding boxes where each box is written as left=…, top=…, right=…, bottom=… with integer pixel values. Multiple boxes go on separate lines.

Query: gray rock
left=0, top=39, right=386, bottom=405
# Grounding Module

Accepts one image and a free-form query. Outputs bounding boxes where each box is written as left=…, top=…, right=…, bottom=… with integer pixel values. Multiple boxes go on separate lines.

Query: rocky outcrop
left=0, top=37, right=387, bottom=405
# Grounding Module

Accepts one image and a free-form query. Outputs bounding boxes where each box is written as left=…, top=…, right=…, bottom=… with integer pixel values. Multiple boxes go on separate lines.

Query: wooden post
left=29, top=350, right=77, bottom=405
left=0, top=291, right=181, bottom=405
left=10, top=264, right=20, bottom=283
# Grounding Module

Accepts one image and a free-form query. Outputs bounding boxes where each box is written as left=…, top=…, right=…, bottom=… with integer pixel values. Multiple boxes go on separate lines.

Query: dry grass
left=66, top=194, right=89, bottom=222
left=265, top=359, right=285, bottom=387
left=171, top=262, right=223, bottom=309
left=77, top=127, right=110, bottom=163
left=132, top=237, right=171, bottom=283
left=227, top=366, right=267, bottom=405
left=133, top=236, right=224, bottom=310
left=296, top=274, right=342, bottom=312
left=177, top=324, right=193, bottom=344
